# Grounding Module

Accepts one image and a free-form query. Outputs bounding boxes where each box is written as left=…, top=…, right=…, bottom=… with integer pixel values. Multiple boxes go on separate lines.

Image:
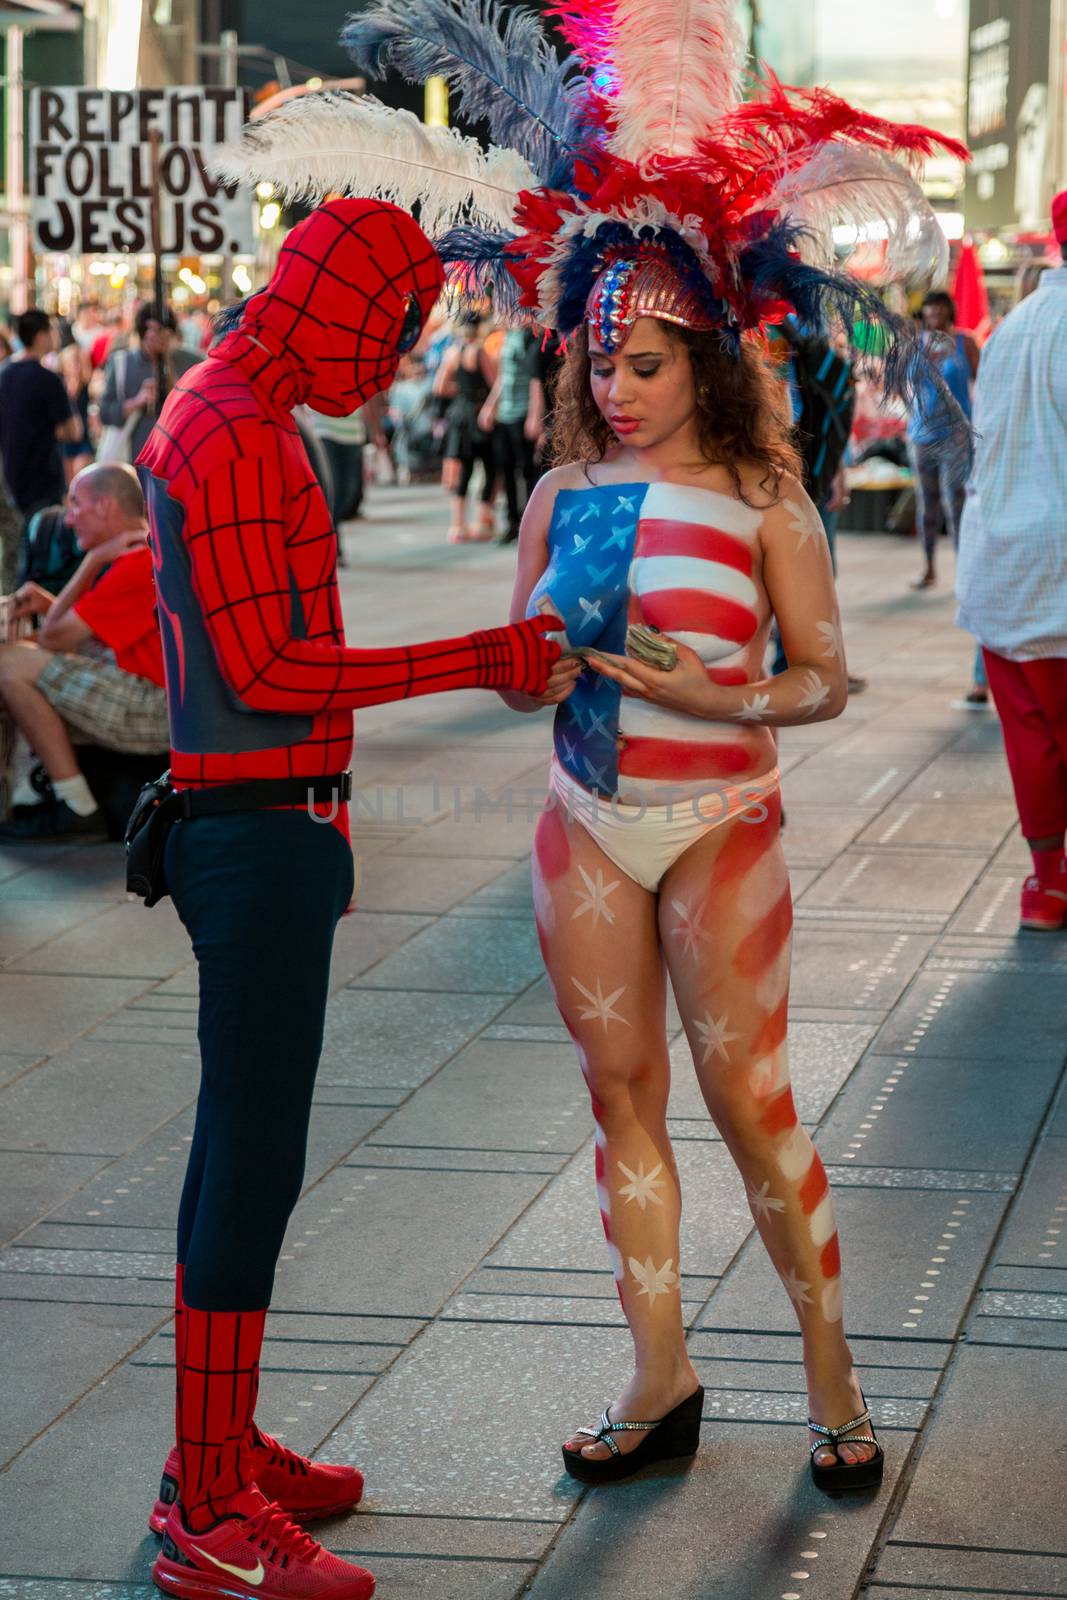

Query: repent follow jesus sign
left=30, top=86, right=257, bottom=257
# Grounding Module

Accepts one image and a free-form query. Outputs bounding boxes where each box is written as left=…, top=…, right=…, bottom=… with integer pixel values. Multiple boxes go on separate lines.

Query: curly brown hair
left=550, top=322, right=802, bottom=506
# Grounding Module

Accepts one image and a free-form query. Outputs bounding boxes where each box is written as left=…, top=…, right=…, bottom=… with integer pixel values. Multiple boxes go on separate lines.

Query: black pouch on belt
left=124, top=772, right=353, bottom=907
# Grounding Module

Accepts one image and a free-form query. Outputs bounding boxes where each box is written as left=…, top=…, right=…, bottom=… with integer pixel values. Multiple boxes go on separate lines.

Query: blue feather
left=342, top=0, right=587, bottom=191
left=554, top=221, right=731, bottom=338
left=435, top=223, right=524, bottom=314
left=740, top=219, right=973, bottom=480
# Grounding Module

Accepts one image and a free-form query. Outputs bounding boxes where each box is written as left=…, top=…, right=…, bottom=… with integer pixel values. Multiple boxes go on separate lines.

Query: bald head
left=73, top=462, right=146, bottom=519
left=66, top=463, right=148, bottom=550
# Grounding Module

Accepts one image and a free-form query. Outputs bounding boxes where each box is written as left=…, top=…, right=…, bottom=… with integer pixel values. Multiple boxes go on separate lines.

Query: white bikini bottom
left=548, top=759, right=781, bottom=893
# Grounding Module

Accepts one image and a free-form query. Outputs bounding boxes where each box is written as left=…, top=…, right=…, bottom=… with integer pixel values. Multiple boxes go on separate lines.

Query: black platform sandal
left=561, top=1386, right=704, bottom=1485
left=808, top=1399, right=884, bottom=1493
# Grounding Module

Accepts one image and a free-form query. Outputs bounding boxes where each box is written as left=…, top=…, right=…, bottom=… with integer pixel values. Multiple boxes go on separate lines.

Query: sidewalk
left=2, top=487, right=1065, bottom=1600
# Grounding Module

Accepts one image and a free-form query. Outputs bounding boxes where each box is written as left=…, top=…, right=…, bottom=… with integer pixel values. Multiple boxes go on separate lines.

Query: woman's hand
left=531, top=655, right=583, bottom=706
left=586, top=637, right=718, bottom=717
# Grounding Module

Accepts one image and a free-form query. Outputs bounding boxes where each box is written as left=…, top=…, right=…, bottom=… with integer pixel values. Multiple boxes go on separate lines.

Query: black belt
left=173, top=772, right=353, bottom=819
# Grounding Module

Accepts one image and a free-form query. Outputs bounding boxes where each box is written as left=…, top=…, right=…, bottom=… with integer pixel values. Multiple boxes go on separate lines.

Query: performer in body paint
left=137, top=198, right=559, bottom=1600
left=220, top=0, right=969, bottom=1502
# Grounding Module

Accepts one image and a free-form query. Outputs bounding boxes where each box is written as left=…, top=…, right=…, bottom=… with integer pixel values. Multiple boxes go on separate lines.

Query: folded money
left=626, top=624, right=678, bottom=671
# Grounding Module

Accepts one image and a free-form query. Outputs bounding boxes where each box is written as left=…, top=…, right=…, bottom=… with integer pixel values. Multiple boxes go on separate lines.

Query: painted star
left=786, top=501, right=819, bottom=549
left=578, top=596, right=604, bottom=631
left=586, top=561, right=616, bottom=584
left=580, top=502, right=599, bottom=523
left=583, top=756, right=609, bottom=789
left=618, top=1160, right=666, bottom=1210
left=604, top=524, right=630, bottom=551
left=747, top=1180, right=786, bottom=1222
left=615, top=494, right=636, bottom=513
left=670, top=898, right=709, bottom=959
left=780, top=1266, right=813, bottom=1308
left=693, top=1010, right=740, bottom=1065
left=585, top=708, right=609, bottom=739
left=816, top=619, right=844, bottom=662
left=572, top=975, right=630, bottom=1032
left=560, top=734, right=577, bottom=762
left=629, top=1255, right=679, bottom=1302
left=572, top=864, right=620, bottom=927
left=797, top=668, right=831, bottom=716
left=558, top=504, right=576, bottom=527
left=734, top=692, right=771, bottom=723
left=572, top=532, right=593, bottom=554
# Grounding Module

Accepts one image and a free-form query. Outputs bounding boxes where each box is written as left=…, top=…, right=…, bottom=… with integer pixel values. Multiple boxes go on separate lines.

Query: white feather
left=602, top=0, right=746, bottom=163
left=211, top=91, right=536, bottom=236
left=764, top=143, right=949, bottom=288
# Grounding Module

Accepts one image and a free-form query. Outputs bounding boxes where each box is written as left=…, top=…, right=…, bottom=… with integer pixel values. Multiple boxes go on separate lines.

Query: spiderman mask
left=234, top=197, right=443, bottom=416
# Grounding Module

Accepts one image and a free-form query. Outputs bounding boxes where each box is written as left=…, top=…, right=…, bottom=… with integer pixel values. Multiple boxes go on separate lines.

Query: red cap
left=1053, top=189, right=1067, bottom=244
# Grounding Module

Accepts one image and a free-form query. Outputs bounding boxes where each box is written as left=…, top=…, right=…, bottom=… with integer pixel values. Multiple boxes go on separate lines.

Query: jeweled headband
left=586, top=251, right=723, bottom=353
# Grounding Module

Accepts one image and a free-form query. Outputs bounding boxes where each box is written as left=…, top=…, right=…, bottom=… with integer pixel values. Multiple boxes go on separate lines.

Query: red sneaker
left=1020, top=863, right=1067, bottom=931
left=152, top=1487, right=375, bottom=1600
left=149, top=1428, right=364, bottom=1536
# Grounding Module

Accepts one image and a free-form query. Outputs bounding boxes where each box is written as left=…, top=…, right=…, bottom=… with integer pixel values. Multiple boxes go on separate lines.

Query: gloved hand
left=470, top=615, right=562, bottom=697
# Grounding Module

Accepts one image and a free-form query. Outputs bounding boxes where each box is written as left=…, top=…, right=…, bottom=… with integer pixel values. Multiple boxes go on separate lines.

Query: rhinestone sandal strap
left=807, top=1408, right=871, bottom=1440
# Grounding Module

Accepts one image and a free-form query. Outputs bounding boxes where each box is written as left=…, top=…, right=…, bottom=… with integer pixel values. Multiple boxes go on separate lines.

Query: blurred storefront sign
left=29, top=85, right=256, bottom=256
left=965, top=1, right=1055, bottom=229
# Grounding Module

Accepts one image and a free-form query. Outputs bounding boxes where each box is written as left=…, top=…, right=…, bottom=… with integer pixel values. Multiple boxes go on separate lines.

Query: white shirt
left=955, top=266, right=1067, bottom=660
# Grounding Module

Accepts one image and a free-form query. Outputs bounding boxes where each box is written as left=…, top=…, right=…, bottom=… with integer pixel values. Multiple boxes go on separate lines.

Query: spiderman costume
left=137, top=199, right=557, bottom=1600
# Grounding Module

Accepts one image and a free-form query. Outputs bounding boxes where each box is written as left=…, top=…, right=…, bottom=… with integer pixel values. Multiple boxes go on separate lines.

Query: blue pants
left=165, top=810, right=354, bottom=1310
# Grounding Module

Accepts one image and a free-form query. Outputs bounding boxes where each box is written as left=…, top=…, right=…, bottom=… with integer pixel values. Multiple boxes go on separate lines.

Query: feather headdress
left=215, top=0, right=970, bottom=456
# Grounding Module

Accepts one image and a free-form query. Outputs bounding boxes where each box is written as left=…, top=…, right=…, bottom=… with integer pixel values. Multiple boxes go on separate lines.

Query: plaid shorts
left=36, top=639, right=170, bottom=754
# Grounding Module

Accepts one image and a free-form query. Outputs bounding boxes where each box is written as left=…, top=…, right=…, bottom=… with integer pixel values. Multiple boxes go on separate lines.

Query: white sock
left=53, top=774, right=98, bottom=816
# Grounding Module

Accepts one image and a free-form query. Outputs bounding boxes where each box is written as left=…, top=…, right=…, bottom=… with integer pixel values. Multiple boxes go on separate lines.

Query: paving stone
left=663, top=1020, right=875, bottom=1127
left=816, top=1051, right=1062, bottom=1173
left=488, top=1138, right=752, bottom=1279
left=329, top=910, right=435, bottom=989
left=318, top=1556, right=537, bottom=1600
left=348, top=1146, right=565, bottom=1175
left=856, top=800, right=1016, bottom=852
left=779, top=804, right=880, bottom=867
left=898, top=753, right=1013, bottom=801
left=0, top=842, right=126, bottom=900
left=800, top=848, right=985, bottom=914
left=688, top=1328, right=952, bottom=1372
left=322, top=1320, right=631, bottom=1517
left=319, top=988, right=510, bottom=1090
left=689, top=1353, right=939, bottom=1400
left=868, top=967, right=1067, bottom=1062
left=18, top=1222, right=172, bottom=1254
left=393, top=808, right=544, bottom=859
left=0, top=1040, right=198, bottom=1156
left=948, top=871, right=1030, bottom=936
left=0, top=974, right=149, bottom=1056
left=360, top=1039, right=590, bottom=1155
left=789, top=927, right=934, bottom=1011
left=523, top=1420, right=915, bottom=1600
left=784, top=756, right=922, bottom=806
left=0, top=898, right=110, bottom=966
left=974, top=1288, right=1067, bottom=1322
left=0, top=1360, right=170, bottom=1580
left=826, top=1164, right=1016, bottom=1193
left=0, top=1271, right=172, bottom=1308
left=1, top=1299, right=162, bottom=1462
left=966, top=1316, right=1067, bottom=1350
left=443, top=1291, right=709, bottom=1328
left=321, top=1512, right=554, bottom=1561
left=0, top=1051, right=38, bottom=1091
left=868, top=1588, right=1065, bottom=1600
left=696, top=1187, right=1008, bottom=1341
left=271, top=1165, right=548, bottom=1317
left=984, top=1263, right=1067, bottom=1294
left=0, top=1586, right=156, bottom=1599
left=889, top=1343, right=1067, bottom=1556
left=0, top=1151, right=109, bottom=1244
left=352, top=853, right=511, bottom=914
left=353, top=914, right=544, bottom=994
left=136, top=1326, right=398, bottom=1376
left=6, top=900, right=191, bottom=978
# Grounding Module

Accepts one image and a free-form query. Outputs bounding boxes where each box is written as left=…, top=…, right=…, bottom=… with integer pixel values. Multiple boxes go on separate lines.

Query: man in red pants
left=137, top=199, right=560, bottom=1600
left=956, top=189, right=1067, bottom=931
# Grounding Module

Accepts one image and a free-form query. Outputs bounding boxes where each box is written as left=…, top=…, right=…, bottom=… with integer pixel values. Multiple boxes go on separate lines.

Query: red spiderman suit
left=137, top=199, right=557, bottom=1600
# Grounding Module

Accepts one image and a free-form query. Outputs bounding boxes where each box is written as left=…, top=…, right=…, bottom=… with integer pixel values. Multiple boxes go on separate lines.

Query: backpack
left=17, top=505, right=82, bottom=592
left=780, top=324, right=855, bottom=505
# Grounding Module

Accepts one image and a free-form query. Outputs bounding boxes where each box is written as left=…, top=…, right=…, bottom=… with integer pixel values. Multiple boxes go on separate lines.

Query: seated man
left=0, top=462, right=167, bottom=842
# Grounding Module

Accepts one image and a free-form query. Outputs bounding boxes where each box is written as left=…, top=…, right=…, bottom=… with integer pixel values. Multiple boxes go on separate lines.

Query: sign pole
left=148, top=128, right=168, bottom=407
